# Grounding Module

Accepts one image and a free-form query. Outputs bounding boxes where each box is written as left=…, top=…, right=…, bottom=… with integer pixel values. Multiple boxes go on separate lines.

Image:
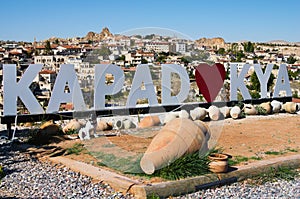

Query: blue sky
left=1, top=0, right=299, bottom=42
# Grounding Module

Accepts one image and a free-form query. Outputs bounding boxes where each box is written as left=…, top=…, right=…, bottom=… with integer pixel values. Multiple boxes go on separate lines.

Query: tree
left=144, top=34, right=155, bottom=40
left=288, top=70, right=299, bottom=80
left=243, top=41, right=255, bottom=53
left=116, top=55, right=125, bottom=61
left=287, top=55, right=297, bottom=64
left=130, top=39, right=135, bottom=47
left=44, top=40, right=52, bottom=55
left=236, top=51, right=245, bottom=62
left=180, top=57, right=190, bottom=66
left=54, top=39, right=59, bottom=44
left=231, top=43, right=238, bottom=55
left=141, top=58, right=148, bottom=64
left=248, top=68, right=275, bottom=97
left=97, top=46, right=111, bottom=60
left=30, top=82, right=41, bottom=95
left=217, top=48, right=225, bottom=55
left=156, top=55, right=166, bottom=63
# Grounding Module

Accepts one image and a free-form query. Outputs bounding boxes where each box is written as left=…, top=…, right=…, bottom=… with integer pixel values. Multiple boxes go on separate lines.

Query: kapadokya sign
left=3, top=63, right=291, bottom=116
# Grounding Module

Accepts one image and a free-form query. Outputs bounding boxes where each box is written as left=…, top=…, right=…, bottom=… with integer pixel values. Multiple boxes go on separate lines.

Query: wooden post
left=7, top=123, right=12, bottom=139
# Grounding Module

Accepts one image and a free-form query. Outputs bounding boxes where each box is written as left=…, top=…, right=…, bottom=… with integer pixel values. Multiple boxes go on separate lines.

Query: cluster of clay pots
left=241, top=101, right=299, bottom=118
left=61, top=101, right=299, bottom=139
left=185, top=100, right=299, bottom=121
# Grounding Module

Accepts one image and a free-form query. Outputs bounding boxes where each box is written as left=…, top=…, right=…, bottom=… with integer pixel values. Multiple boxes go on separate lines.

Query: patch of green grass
left=229, top=156, right=262, bottom=166
left=66, top=143, right=85, bottom=155
left=251, top=166, right=299, bottom=185
left=255, top=105, right=267, bottom=115
left=285, top=147, right=298, bottom=153
left=251, top=156, right=263, bottom=161
left=93, top=151, right=143, bottom=173
left=101, top=143, right=116, bottom=148
left=229, top=156, right=249, bottom=165
left=93, top=148, right=222, bottom=181
left=147, top=193, right=160, bottom=199
left=264, top=151, right=284, bottom=155
left=0, top=165, right=5, bottom=179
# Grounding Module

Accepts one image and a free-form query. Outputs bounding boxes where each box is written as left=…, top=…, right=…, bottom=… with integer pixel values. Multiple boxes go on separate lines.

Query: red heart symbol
left=195, top=63, right=225, bottom=102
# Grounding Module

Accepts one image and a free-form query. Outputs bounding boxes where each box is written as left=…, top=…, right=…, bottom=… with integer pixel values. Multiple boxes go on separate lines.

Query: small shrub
left=252, top=166, right=299, bottom=184
left=66, top=143, right=84, bottom=155
left=65, top=129, right=78, bottom=135
left=0, top=165, right=5, bottom=179
left=147, top=148, right=222, bottom=180
left=264, top=151, right=284, bottom=155
left=255, top=105, right=267, bottom=115
left=285, top=147, right=298, bottom=153
left=229, top=155, right=249, bottom=165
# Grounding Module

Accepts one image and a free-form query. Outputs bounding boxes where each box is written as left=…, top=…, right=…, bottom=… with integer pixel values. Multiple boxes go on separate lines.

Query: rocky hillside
left=84, top=27, right=113, bottom=41
left=195, top=37, right=225, bottom=48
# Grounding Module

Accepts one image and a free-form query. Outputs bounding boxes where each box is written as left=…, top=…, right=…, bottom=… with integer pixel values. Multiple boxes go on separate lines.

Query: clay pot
left=140, top=118, right=209, bottom=174
left=96, top=121, right=113, bottom=131
left=208, top=105, right=221, bottom=121
left=230, top=106, right=241, bottom=119
left=190, top=107, right=207, bottom=121
left=163, top=112, right=179, bottom=124
left=208, top=153, right=229, bottom=173
left=260, top=102, right=272, bottom=114
left=63, top=119, right=82, bottom=133
left=138, top=115, right=161, bottom=128
left=220, top=106, right=230, bottom=118
left=115, top=119, right=136, bottom=129
left=244, top=104, right=258, bottom=115
left=271, top=100, right=282, bottom=113
left=178, top=110, right=190, bottom=119
left=282, top=102, right=298, bottom=113
left=24, top=122, right=33, bottom=127
left=39, top=120, right=60, bottom=137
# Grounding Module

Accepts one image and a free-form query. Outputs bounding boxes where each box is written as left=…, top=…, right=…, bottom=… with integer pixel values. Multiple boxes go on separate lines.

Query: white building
left=145, top=42, right=170, bottom=53
left=34, top=55, right=66, bottom=72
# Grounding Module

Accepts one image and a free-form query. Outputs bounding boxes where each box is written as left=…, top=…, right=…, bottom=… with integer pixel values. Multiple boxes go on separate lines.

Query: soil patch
left=40, top=114, right=300, bottom=176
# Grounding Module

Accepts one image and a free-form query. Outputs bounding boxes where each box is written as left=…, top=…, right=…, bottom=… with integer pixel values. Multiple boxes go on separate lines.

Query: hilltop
left=84, top=27, right=113, bottom=41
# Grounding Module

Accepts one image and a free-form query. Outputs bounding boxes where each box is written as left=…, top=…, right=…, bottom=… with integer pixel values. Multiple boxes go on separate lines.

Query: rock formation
left=195, top=37, right=225, bottom=48
left=84, top=27, right=113, bottom=41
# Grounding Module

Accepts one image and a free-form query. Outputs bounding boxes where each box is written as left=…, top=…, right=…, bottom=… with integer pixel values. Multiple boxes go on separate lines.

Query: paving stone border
left=49, top=154, right=300, bottom=199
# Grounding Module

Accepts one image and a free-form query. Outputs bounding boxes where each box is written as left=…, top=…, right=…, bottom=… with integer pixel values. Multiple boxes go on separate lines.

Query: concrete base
left=50, top=154, right=300, bottom=199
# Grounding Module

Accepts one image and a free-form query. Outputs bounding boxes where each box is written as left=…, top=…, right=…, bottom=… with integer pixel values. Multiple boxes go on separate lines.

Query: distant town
left=1, top=27, right=300, bottom=114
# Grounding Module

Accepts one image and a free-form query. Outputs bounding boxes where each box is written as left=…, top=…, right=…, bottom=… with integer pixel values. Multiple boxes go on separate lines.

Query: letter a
left=273, top=64, right=292, bottom=97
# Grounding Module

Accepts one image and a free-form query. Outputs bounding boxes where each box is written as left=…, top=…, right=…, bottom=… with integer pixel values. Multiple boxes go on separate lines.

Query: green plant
left=229, top=156, right=249, bottom=165
left=146, top=148, right=222, bottom=180
left=285, top=147, right=298, bottom=153
left=94, top=152, right=143, bottom=173
left=264, top=151, right=284, bottom=155
left=147, top=193, right=160, bottom=199
left=102, top=143, right=116, bottom=148
left=66, top=143, right=85, bottom=155
left=251, top=166, right=299, bottom=184
left=249, top=90, right=260, bottom=99
left=65, top=129, right=78, bottom=135
left=0, top=166, right=5, bottom=179
left=236, top=101, right=244, bottom=109
left=255, top=105, right=267, bottom=115
left=229, top=155, right=262, bottom=166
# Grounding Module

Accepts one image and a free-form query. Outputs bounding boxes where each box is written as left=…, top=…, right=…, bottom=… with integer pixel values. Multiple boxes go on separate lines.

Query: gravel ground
left=0, top=140, right=134, bottom=199
left=176, top=178, right=300, bottom=199
left=0, top=136, right=299, bottom=199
